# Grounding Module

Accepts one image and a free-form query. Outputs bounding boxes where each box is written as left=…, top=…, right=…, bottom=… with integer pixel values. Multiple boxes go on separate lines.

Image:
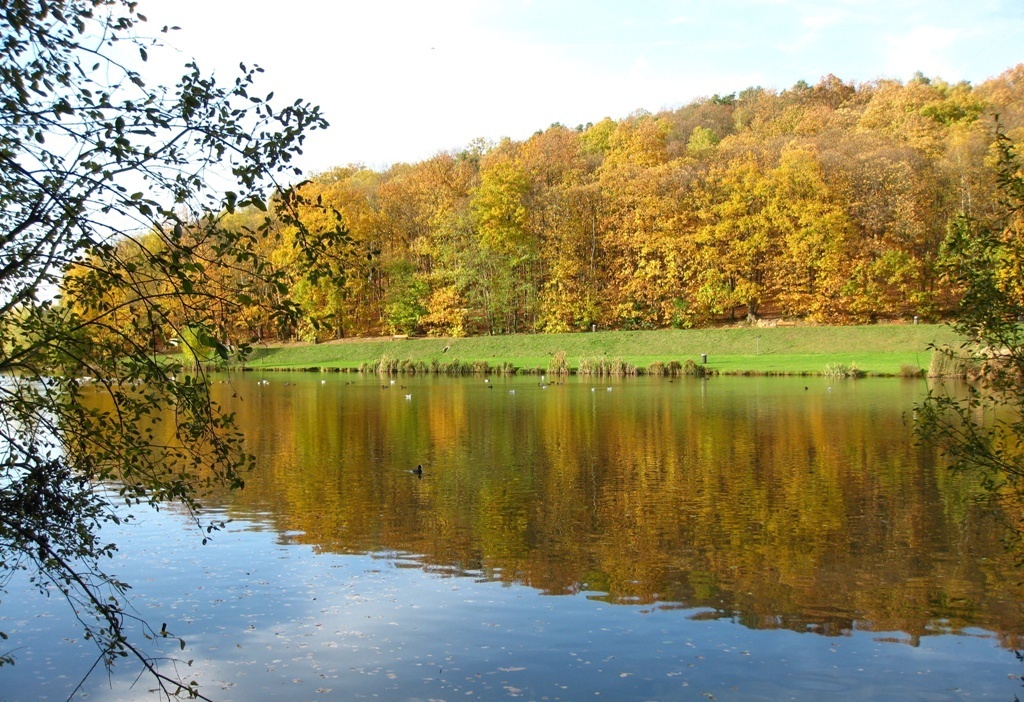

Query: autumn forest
left=77, top=65, right=1024, bottom=345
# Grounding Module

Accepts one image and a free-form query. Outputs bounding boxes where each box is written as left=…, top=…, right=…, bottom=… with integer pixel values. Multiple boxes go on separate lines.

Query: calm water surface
left=3, top=375, right=1023, bottom=700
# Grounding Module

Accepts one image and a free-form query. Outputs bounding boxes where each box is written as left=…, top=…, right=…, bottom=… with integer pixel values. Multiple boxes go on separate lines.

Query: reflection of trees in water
left=213, top=377, right=1023, bottom=646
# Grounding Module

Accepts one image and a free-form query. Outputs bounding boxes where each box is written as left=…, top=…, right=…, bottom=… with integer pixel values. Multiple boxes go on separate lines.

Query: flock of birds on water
left=251, top=376, right=837, bottom=401
left=250, top=375, right=834, bottom=479
left=252, top=375, right=620, bottom=401
left=252, top=374, right=618, bottom=480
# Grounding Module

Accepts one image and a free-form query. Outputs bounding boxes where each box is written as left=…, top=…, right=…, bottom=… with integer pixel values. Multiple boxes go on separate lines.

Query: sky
left=145, top=0, right=1024, bottom=176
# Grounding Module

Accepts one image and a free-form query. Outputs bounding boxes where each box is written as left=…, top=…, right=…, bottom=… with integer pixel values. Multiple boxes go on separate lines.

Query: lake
left=3, top=374, right=1023, bottom=700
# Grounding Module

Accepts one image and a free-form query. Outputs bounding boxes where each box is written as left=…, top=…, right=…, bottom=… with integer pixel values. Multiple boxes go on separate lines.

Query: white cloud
left=801, top=7, right=852, bottom=31
left=883, top=25, right=962, bottom=80
left=137, top=0, right=1023, bottom=173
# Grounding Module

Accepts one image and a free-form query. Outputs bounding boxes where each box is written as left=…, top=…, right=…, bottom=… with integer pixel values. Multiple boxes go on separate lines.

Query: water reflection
left=209, top=374, right=1024, bottom=648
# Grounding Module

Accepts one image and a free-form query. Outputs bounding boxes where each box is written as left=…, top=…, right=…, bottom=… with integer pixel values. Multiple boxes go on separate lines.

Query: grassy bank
left=237, top=324, right=963, bottom=377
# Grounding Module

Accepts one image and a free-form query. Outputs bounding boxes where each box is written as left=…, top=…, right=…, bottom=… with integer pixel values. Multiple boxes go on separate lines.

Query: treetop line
left=122, top=65, right=1021, bottom=345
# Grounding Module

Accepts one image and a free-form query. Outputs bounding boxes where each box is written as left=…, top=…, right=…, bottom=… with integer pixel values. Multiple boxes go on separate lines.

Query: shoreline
left=228, top=325, right=963, bottom=378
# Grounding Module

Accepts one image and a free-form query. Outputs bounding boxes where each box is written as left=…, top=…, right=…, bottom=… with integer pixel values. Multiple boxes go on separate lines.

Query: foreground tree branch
left=918, top=122, right=1024, bottom=537
left=0, top=0, right=345, bottom=697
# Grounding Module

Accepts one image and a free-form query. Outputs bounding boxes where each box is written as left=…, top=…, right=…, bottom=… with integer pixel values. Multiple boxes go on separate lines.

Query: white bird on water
left=405, top=394, right=412, bottom=400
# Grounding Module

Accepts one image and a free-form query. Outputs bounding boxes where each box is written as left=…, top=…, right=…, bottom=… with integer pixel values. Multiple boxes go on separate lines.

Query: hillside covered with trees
left=73, top=65, right=1024, bottom=345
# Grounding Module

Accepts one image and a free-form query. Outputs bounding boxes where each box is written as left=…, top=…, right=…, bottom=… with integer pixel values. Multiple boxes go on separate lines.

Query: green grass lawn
left=237, top=324, right=963, bottom=376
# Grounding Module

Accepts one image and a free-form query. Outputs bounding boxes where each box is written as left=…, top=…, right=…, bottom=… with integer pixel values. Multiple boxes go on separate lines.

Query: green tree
left=691, top=152, right=775, bottom=321
left=390, top=153, right=478, bottom=337
left=918, top=126, right=1024, bottom=539
left=0, top=1, right=335, bottom=697
left=538, top=180, right=604, bottom=332
left=686, top=125, right=720, bottom=156
left=764, top=144, right=854, bottom=320
left=468, top=146, right=537, bottom=333
left=383, top=259, right=427, bottom=334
